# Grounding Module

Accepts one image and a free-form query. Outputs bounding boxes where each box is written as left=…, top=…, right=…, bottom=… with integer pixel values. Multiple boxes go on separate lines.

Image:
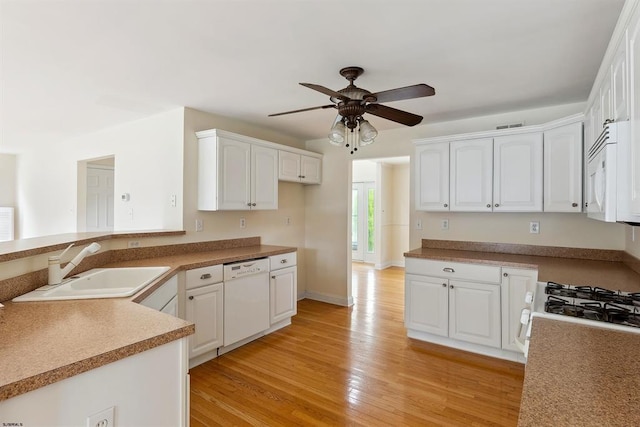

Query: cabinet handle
left=503, top=272, right=508, bottom=277
left=494, top=203, right=499, bottom=207
left=444, top=203, right=448, bottom=208
left=280, top=259, right=287, bottom=264
left=486, top=204, right=491, bottom=208
left=200, top=273, right=211, bottom=280
left=450, top=285, right=454, bottom=289
left=271, top=276, right=276, bottom=279
left=572, top=203, right=578, bottom=207
left=301, top=175, right=306, bottom=179
left=252, top=203, right=257, bottom=207
left=442, top=283, right=447, bottom=287
left=443, top=267, right=455, bottom=273
left=247, top=203, right=252, bottom=207
left=188, top=296, right=194, bottom=300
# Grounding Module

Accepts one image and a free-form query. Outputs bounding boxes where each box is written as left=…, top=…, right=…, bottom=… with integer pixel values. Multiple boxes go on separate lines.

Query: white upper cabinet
left=197, top=130, right=278, bottom=211
left=415, top=142, right=449, bottom=211
left=612, top=33, right=629, bottom=122
left=544, top=123, right=583, bottom=212
left=278, top=151, right=322, bottom=184
left=600, top=67, right=613, bottom=125
left=450, top=138, right=493, bottom=212
left=493, top=133, right=543, bottom=212
left=630, top=8, right=640, bottom=214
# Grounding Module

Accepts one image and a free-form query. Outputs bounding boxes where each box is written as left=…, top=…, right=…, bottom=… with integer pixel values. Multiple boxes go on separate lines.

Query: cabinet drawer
left=405, top=257, right=501, bottom=284
left=186, top=264, right=223, bottom=289
left=270, top=252, right=297, bottom=270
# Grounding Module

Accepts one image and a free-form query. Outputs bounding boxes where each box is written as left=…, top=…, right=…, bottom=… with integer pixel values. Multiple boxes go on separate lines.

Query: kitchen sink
left=12, top=266, right=171, bottom=302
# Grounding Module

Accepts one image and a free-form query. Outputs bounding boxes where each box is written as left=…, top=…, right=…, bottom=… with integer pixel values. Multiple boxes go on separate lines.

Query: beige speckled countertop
left=0, top=242, right=296, bottom=401
left=404, top=247, right=640, bottom=291
left=518, top=318, right=640, bottom=426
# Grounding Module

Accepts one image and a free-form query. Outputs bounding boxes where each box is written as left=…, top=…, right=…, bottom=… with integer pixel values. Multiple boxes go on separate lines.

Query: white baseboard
left=304, top=291, right=353, bottom=307
left=374, top=260, right=406, bottom=270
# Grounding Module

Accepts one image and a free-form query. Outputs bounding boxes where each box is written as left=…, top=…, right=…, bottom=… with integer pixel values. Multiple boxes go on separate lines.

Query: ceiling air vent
left=496, top=122, right=525, bottom=130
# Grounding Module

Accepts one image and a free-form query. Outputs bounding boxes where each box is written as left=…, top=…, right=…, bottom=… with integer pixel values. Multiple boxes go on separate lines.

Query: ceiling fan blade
left=365, top=104, right=423, bottom=126
left=369, top=84, right=435, bottom=103
left=268, top=104, right=336, bottom=117
left=300, top=83, right=350, bottom=101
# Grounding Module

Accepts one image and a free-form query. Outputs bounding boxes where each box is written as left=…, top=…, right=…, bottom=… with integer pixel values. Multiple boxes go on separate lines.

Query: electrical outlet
left=529, top=221, right=540, bottom=234
left=170, top=194, right=177, bottom=207
left=285, top=216, right=291, bottom=226
left=87, top=406, right=115, bottom=427
left=416, top=219, right=423, bottom=230
left=441, top=219, right=449, bottom=230
left=127, top=241, right=140, bottom=248
left=240, top=218, right=246, bottom=229
left=195, top=219, right=203, bottom=232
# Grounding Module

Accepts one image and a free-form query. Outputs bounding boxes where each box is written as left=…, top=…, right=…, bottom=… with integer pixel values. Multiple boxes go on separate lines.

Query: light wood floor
left=190, top=263, right=525, bottom=426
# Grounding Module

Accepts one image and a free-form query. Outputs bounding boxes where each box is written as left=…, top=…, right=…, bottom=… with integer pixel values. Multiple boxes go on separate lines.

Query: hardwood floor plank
left=190, top=263, right=524, bottom=426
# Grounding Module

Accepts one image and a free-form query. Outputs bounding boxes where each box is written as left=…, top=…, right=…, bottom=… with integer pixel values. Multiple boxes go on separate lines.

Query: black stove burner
left=543, top=290, right=640, bottom=328
left=545, top=282, right=640, bottom=305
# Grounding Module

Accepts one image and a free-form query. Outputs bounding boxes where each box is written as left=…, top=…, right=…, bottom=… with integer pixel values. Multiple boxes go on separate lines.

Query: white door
left=405, top=274, right=449, bottom=337
left=86, top=166, right=114, bottom=232
left=544, top=123, right=583, bottom=212
left=185, top=283, right=224, bottom=358
left=448, top=280, right=501, bottom=348
left=415, top=142, right=449, bottom=211
left=218, top=137, right=251, bottom=210
left=251, top=145, right=278, bottom=210
left=501, top=268, right=537, bottom=353
left=300, top=155, right=322, bottom=184
left=612, top=34, right=629, bottom=122
left=270, top=266, right=297, bottom=324
left=352, top=182, right=375, bottom=262
left=493, top=132, right=543, bottom=212
left=450, top=138, right=493, bottom=212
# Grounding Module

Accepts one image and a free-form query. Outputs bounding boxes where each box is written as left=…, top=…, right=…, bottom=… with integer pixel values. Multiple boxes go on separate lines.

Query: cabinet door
left=544, top=123, right=583, bottom=212
left=601, top=68, right=613, bottom=125
left=218, top=137, right=251, bottom=210
left=300, top=155, right=322, bottom=184
left=613, top=34, right=629, bottom=122
left=415, top=143, right=449, bottom=211
left=501, top=268, right=537, bottom=353
left=449, top=280, right=501, bottom=348
left=270, top=266, right=297, bottom=324
left=405, top=274, right=448, bottom=337
left=251, top=145, right=278, bottom=210
left=450, top=138, right=493, bottom=212
left=278, top=151, right=301, bottom=182
left=630, top=11, right=640, bottom=213
left=493, top=133, right=543, bottom=212
left=185, top=283, right=224, bottom=358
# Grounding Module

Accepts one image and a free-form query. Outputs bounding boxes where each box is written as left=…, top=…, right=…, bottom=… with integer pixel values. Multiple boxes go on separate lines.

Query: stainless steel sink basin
left=12, top=266, right=171, bottom=302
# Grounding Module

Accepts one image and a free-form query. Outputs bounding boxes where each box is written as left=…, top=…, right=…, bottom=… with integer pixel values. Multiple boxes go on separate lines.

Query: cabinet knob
left=443, top=267, right=455, bottom=273
left=486, top=204, right=491, bottom=208
left=444, top=203, right=448, bottom=208
left=572, top=203, right=578, bottom=207
left=442, top=283, right=447, bottom=287
left=503, top=272, right=508, bottom=277
left=188, top=296, right=194, bottom=300
left=271, top=276, right=276, bottom=279
left=247, top=203, right=252, bottom=207
left=494, top=203, right=499, bottom=207
left=450, top=285, right=454, bottom=289
left=252, top=203, right=257, bottom=207
left=200, top=273, right=211, bottom=280
left=301, top=175, right=306, bottom=179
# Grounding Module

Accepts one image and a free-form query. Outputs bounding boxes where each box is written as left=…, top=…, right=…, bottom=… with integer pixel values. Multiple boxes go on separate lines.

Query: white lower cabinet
left=269, top=252, right=298, bottom=325
left=405, top=257, right=531, bottom=362
left=186, top=283, right=223, bottom=358
left=501, top=268, right=538, bottom=353
left=448, top=280, right=501, bottom=348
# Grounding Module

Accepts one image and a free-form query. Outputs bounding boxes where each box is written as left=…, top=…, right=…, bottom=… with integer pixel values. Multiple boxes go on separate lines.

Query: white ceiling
left=0, top=0, right=625, bottom=152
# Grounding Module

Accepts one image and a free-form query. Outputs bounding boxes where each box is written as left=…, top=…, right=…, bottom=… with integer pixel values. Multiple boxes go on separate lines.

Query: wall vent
left=496, top=122, right=525, bottom=130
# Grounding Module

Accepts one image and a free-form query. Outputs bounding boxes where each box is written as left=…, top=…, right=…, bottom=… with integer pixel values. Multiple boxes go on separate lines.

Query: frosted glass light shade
left=328, top=117, right=346, bottom=145
left=359, top=120, right=377, bottom=145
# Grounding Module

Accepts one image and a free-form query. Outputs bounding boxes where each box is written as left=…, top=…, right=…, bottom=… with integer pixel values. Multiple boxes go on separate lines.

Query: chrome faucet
left=48, top=242, right=101, bottom=285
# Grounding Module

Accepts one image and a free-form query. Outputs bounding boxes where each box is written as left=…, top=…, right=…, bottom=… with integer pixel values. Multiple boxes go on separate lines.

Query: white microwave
left=586, top=121, right=640, bottom=224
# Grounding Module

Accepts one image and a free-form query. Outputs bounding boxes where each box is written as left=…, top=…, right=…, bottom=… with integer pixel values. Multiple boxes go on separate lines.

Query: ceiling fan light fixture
left=358, top=119, right=377, bottom=145
left=328, top=116, right=346, bottom=145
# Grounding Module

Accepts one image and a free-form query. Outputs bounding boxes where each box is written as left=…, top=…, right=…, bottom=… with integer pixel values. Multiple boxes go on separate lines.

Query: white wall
left=384, top=163, right=410, bottom=267
left=304, top=102, right=625, bottom=303
left=182, top=108, right=309, bottom=295
left=15, top=109, right=184, bottom=238
left=0, top=154, right=16, bottom=207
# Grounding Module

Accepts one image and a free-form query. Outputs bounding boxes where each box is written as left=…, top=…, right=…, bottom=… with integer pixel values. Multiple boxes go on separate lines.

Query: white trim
left=407, top=329, right=526, bottom=364
left=413, top=113, right=584, bottom=145
left=304, top=291, right=353, bottom=307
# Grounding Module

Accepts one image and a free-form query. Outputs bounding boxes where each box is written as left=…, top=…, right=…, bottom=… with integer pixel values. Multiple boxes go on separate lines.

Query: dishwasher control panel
left=223, top=258, right=269, bottom=280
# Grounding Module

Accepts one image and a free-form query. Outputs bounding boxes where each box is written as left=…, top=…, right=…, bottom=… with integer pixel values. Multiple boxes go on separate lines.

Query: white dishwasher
left=223, top=257, right=270, bottom=346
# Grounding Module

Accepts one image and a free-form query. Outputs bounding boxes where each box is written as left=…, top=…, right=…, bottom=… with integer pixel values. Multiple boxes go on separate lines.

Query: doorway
left=352, top=181, right=376, bottom=263
left=77, top=156, right=115, bottom=232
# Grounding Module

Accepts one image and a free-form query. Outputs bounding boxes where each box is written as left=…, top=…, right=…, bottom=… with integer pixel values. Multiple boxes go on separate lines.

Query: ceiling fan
left=269, top=66, right=435, bottom=153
